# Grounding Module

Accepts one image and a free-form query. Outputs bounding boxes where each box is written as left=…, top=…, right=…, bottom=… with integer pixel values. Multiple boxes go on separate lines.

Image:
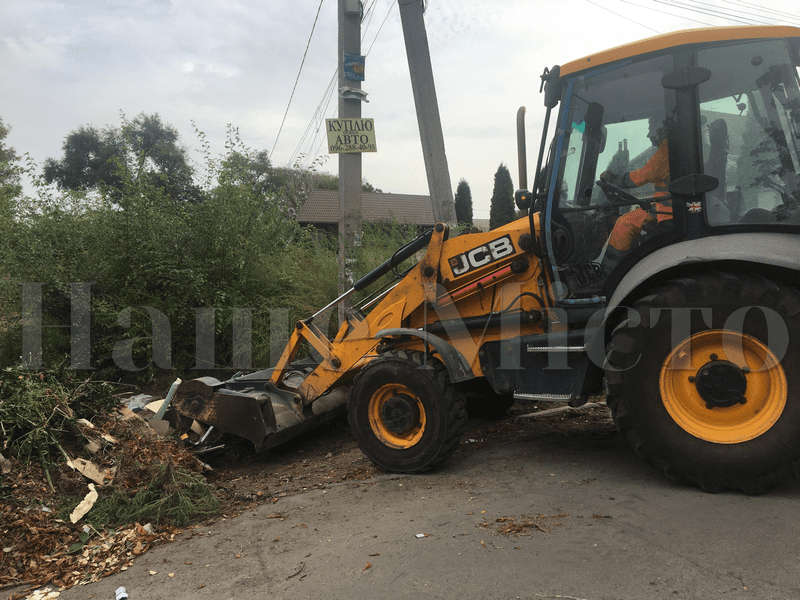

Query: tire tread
left=606, top=271, right=800, bottom=493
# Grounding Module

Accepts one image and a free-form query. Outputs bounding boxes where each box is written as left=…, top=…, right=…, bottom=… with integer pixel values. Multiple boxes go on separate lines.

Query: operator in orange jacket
left=599, top=116, right=673, bottom=272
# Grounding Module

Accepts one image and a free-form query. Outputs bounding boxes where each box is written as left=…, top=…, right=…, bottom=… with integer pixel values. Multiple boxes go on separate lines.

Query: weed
left=61, top=461, right=220, bottom=528
left=0, top=360, right=117, bottom=469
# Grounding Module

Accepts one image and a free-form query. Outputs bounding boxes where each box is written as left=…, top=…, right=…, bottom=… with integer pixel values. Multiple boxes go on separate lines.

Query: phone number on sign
left=329, top=144, right=377, bottom=153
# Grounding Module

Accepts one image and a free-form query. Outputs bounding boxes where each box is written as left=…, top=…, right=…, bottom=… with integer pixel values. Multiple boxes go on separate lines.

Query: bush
left=0, top=131, right=349, bottom=377
left=0, top=123, right=429, bottom=379
left=0, top=361, right=117, bottom=469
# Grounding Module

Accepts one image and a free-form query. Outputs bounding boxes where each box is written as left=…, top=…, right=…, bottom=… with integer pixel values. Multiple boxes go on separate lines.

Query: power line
left=620, top=0, right=716, bottom=26
left=585, top=0, right=663, bottom=34
left=361, top=0, right=378, bottom=36
left=620, top=0, right=799, bottom=32
left=293, top=0, right=397, bottom=168
left=291, top=68, right=338, bottom=163
left=310, top=82, right=338, bottom=160
left=723, top=0, right=800, bottom=25
left=715, top=0, right=797, bottom=24
left=292, top=72, right=333, bottom=161
left=366, top=0, right=397, bottom=56
left=653, top=0, right=766, bottom=25
left=270, top=0, right=326, bottom=161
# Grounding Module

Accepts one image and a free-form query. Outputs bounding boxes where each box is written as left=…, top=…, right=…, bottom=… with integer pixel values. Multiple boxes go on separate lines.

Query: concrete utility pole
left=338, top=0, right=363, bottom=323
left=398, top=0, right=457, bottom=226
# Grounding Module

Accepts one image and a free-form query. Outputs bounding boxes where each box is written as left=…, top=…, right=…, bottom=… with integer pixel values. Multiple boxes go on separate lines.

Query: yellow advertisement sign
left=326, top=118, right=377, bottom=154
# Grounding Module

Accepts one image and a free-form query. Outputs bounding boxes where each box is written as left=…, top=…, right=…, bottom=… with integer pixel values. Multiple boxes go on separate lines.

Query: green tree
left=44, top=112, right=201, bottom=203
left=0, top=118, right=22, bottom=214
left=43, top=125, right=124, bottom=191
left=489, top=164, right=515, bottom=230
left=0, top=118, right=21, bottom=190
left=454, top=178, right=473, bottom=226
left=0, top=118, right=21, bottom=268
left=220, top=149, right=273, bottom=199
left=123, top=114, right=193, bottom=188
left=0, top=118, right=20, bottom=358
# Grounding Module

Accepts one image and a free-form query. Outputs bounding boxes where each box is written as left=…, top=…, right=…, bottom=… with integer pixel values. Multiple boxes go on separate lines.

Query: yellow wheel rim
left=368, top=383, right=426, bottom=449
left=660, top=330, right=787, bottom=444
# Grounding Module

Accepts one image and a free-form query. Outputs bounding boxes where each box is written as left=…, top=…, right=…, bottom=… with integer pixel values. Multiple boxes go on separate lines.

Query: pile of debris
left=1, top=385, right=215, bottom=599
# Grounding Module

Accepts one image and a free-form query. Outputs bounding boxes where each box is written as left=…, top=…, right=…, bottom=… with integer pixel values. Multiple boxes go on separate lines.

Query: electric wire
left=305, top=74, right=338, bottom=165
left=308, top=101, right=336, bottom=160
left=620, top=0, right=799, bottom=29
left=585, top=0, right=662, bottom=34
left=292, top=0, right=378, bottom=167
left=361, top=0, right=378, bottom=33
left=366, top=0, right=397, bottom=56
left=708, top=0, right=798, bottom=24
left=290, top=68, right=337, bottom=163
left=292, top=66, right=337, bottom=165
left=270, top=0, right=326, bottom=161
left=725, top=0, right=800, bottom=23
left=620, top=0, right=716, bottom=26
left=293, top=0, right=397, bottom=168
left=288, top=0, right=798, bottom=167
left=652, top=0, right=768, bottom=25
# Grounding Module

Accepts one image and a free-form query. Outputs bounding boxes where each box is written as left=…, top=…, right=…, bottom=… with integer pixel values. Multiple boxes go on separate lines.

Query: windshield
left=698, top=39, right=800, bottom=226
left=547, top=54, right=677, bottom=298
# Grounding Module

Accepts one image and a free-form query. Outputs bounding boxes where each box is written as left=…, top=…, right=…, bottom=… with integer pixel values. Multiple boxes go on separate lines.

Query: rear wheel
left=348, top=350, right=467, bottom=473
left=605, top=272, right=800, bottom=493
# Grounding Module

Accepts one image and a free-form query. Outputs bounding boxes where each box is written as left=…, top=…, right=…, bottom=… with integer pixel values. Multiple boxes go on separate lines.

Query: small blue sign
left=344, top=53, right=365, bottom=82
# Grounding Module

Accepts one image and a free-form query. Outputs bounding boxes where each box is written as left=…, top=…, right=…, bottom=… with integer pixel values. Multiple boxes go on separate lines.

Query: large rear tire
left=348, top=350, right=467, bottom=473
left=605, top=272, right=800, bottom=493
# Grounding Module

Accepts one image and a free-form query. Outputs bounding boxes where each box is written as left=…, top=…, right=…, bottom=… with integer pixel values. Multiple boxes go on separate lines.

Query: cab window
left=698, top=39, right=800, bottom=226
left=547, top=54, right=677, bottom=297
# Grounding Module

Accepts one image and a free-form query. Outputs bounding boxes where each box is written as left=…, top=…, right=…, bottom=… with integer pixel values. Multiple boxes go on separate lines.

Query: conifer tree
left=489, top=164, right=515, bottom=230
left=454, top=178, right=473, bottom=226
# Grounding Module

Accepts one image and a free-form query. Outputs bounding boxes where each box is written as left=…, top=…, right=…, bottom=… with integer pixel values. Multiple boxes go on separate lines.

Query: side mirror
left=541, top=65, right=562, bottom=109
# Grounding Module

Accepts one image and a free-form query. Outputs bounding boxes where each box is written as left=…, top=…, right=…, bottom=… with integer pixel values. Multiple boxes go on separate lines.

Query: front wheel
left=605, top=272, right=800, bottom=493
left=348, top=350, right=467, bottom=473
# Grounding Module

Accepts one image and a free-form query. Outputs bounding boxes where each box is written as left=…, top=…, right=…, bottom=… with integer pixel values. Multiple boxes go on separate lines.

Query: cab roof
left=560, top=25, right=800, bottom=77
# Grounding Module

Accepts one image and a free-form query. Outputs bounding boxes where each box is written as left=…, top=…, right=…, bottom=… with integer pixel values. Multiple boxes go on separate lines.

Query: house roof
left=298, top=189, right=436, bottom=227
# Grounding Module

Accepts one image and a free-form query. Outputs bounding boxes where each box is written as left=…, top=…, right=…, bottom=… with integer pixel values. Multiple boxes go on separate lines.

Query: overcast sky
left=2, top=0, right=799, bottom=218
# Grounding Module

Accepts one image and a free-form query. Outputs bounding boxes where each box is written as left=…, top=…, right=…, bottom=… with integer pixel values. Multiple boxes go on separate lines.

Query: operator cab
left=527, top=27, right=800, bottom=302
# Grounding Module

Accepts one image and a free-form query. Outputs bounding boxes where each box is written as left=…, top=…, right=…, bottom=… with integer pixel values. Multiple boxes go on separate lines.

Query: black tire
left=605, top=272, right=800, bottom=493
left=348, top=350, right=467, bottom=473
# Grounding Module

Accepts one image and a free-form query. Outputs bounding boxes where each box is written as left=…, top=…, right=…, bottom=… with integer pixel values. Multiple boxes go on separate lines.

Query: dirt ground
left=1, top=399, right=608, bottom=598
left=7, top=400, right=800, bottom=599
left=202, top=402, right=616, bottom=510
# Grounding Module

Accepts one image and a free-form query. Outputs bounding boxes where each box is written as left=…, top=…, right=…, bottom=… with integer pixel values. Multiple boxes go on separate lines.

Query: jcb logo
left=449, top=235, right=515, bottom=276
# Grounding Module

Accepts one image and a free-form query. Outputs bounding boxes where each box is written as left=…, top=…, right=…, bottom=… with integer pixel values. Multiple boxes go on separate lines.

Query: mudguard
left=375, top=328, right=475, bottom=383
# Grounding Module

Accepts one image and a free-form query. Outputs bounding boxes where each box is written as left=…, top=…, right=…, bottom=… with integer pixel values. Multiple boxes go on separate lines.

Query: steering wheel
left=595, top=179, right=643, bottom=205
left=558, top=181, right=654, bottom=215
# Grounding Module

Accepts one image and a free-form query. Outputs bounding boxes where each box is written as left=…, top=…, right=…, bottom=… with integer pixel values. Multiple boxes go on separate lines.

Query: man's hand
left=599, top=170, right=619, bottom=184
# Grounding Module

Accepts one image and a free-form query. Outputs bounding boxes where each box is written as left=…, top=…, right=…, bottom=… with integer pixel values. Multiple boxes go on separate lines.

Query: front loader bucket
left=173, top=368, right=349, bottom=452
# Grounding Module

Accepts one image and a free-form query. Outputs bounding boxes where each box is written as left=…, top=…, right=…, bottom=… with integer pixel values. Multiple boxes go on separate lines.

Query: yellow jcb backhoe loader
left=175, top=24, right=800, bottom=493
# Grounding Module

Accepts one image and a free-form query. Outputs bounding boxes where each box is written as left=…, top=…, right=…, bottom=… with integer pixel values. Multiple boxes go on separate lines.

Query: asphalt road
left=56, top=415, right=800, bottom=600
